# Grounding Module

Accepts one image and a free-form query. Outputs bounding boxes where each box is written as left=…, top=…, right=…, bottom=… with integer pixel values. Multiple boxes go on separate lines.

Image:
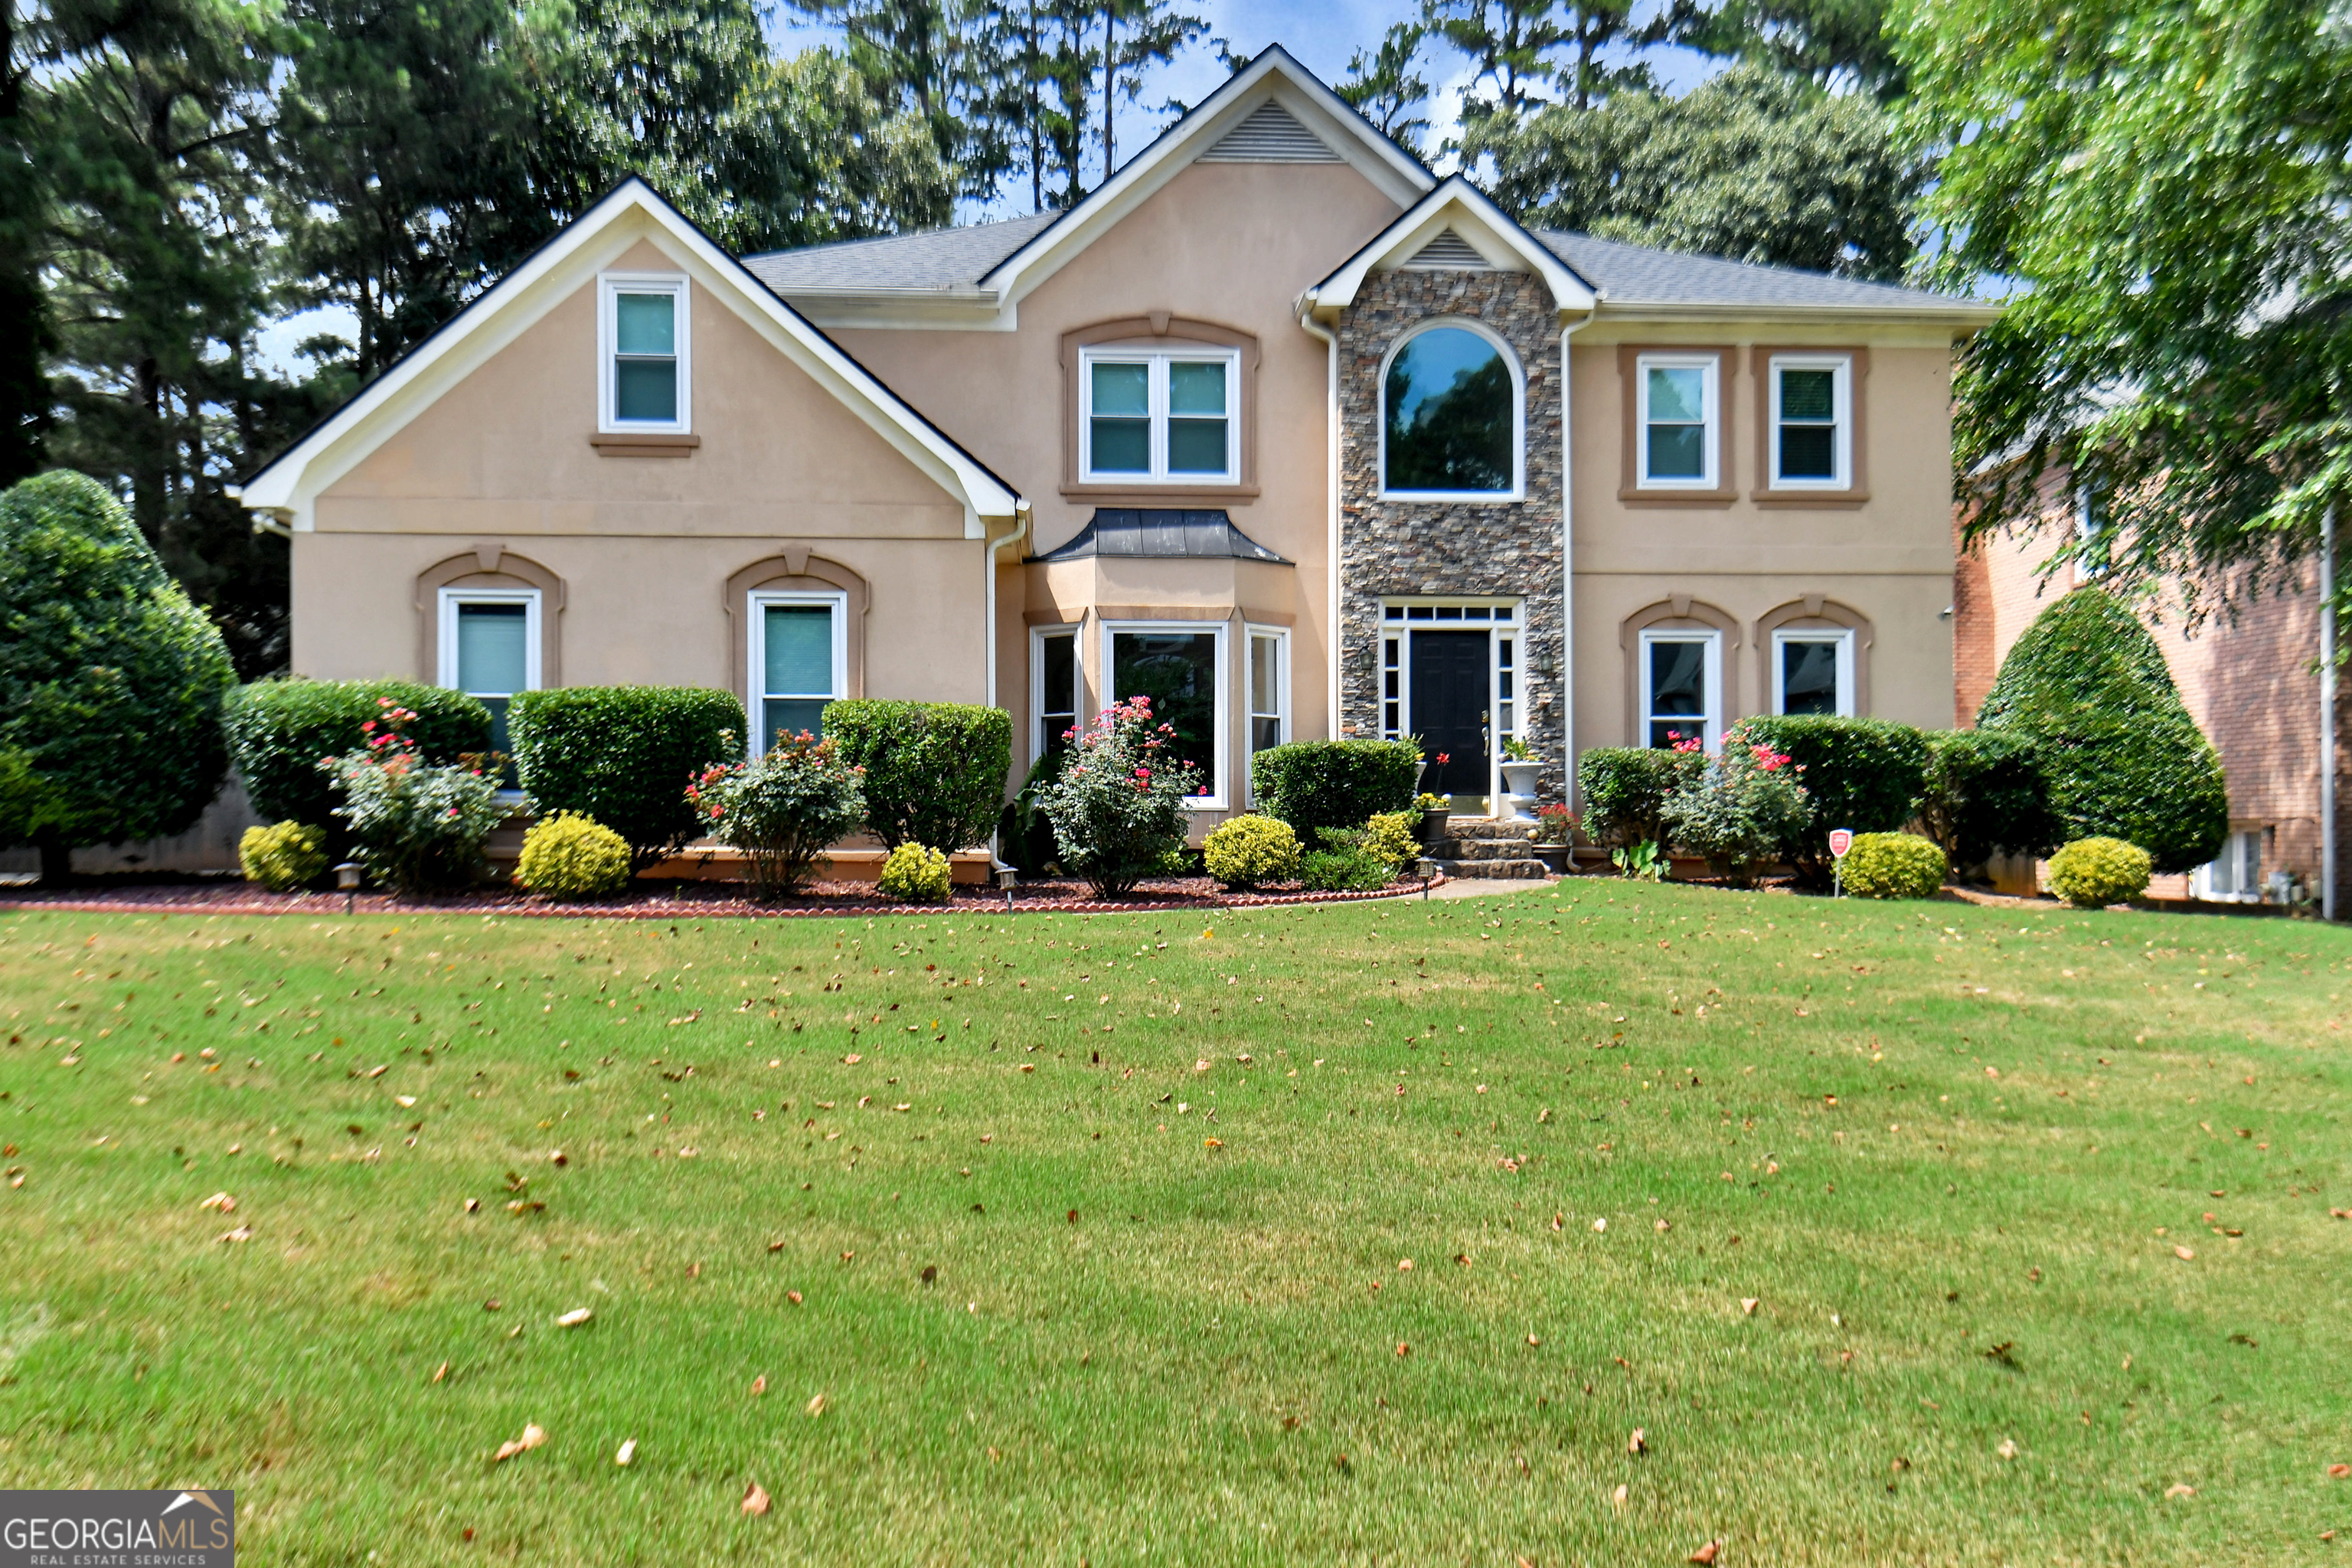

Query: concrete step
left=1435, top=835, right=1537, bottom=862
left=1428, top=857, right=1552, bottom=880
left=1439, top=818, right=1540, bottom=841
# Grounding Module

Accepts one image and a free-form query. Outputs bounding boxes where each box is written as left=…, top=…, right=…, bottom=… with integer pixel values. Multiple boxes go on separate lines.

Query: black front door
left=1409, top=631, right=1489, bottom=795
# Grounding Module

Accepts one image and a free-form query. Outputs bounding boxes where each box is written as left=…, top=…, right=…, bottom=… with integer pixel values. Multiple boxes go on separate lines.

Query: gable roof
left=236, top=178, right=1024, bottom=531
left=1304, top=175, right=1599, bottom=318
left=1534, top=230, right=2002, bottom=322
left=745, top=46, right=1436, bottom=328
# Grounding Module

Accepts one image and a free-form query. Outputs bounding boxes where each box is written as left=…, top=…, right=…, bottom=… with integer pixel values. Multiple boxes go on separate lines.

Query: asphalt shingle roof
left=741, top=212, right=1056, bottom=294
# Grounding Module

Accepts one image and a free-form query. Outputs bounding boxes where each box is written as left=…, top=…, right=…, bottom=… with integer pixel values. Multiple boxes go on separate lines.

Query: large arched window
left=1381, top=323, right=1520, bottom=497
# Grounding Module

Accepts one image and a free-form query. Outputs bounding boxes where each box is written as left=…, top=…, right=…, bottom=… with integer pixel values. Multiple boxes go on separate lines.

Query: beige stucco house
left=237, top=47, right=1998, bottom=836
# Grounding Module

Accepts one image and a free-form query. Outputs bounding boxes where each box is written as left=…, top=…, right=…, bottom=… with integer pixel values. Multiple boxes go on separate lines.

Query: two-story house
left=237, top=47, right=1997, bottom=836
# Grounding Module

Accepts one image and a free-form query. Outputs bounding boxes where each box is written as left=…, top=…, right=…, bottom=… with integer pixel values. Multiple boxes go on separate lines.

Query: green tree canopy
left=1900, top=0, right=2352, bottom=609
left=0, top=470, right=234, bottom=880
left=1473, top=63, right=1917, bottom=280
left=1976, top=587, right=2229, bottom=874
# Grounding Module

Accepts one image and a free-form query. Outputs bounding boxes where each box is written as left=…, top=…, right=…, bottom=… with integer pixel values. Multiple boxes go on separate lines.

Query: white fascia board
left=1305, top=177, right=1599, bottom=317
left=1593, top=299, right=2006, bottom=332
left=240, top=178, right=1021, bottom=529
left=976, top=49, right=1434, bottom=315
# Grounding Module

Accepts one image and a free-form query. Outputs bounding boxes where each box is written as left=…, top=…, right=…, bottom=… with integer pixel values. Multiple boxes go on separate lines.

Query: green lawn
left=2, top=884, right=2348, bottom=1564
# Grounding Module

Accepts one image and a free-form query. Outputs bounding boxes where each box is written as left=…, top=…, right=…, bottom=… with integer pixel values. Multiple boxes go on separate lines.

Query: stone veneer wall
left=1335, top=269, right=1565, bottom=799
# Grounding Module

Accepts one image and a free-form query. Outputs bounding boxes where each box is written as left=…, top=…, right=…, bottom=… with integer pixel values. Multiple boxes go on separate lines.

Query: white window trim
left=1770, top=627, right=1857, bottom=717
left=1245, top=624, right=1291, bottom=802
left=1078, top=345, right=1240, bottom=485
left=1637, top=628, right=1723, bottom=752
left=1766, top=351, right=1852, bottom=489
left=1028, top=624, right=1083, bottom=770
left=746, top=589, right=848, bottom=756
left=1635, top=351, right=1720, bottom=492
left=1100, top=618, right=1230, bottom=811
left=1377, top=317, right=1526, bottom=502
left=436, top=587, right=542, bottom=695
left=599, top=272, right=691, bottom=435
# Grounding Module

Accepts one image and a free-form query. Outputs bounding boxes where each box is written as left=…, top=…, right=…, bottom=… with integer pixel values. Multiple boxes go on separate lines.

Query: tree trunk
left=35, top=830, right=70, bottom=888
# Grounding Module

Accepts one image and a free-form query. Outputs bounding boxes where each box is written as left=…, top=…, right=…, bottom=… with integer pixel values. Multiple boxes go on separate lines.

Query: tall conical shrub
left=1976, top=587, right=2227, bottom=873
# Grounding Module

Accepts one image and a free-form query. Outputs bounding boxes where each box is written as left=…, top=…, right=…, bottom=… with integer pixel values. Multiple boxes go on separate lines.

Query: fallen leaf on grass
left=1610, top=1484, right=1628, bottom=1511
left=1628, top=1427, right=1648, bottom=1455
left=786, top=1291, right=802, bottom=1305
left=751, top=1374, right=766, bottom=1396
left=1395, top=1342, right=1410, bottom=1357
left=1996, top=1439, right=2020, bottom=1459
left=2174, top=1246, right=2196, bottom=1261
left=492, top=1423, right=548, bottom=1462
left=2329, top=1463, right=2350, bottom=1479
left=1204, top=1138, right=1223, bottom=1148
left=2164, top=1483, right=2196, bottom=1499
left=555, top=1308, right=592, bottom=1328
left=805, top=1392, right=828, bottom=1416
left=218, top=1225, right=252, bottom=1243
left=741, top=1481, right=769, bottom=1515
left=432, top=1361, right=448, bottom=1384
left=615, top=1438, right=635, bottom=1467
left=464, top=1197, right=480, bottom=1214
left=1740, top=1298, right=1759, bottom=1315
left=1688, top=1542, right=1720, bottom=1565
left=198, top=1191, right=235, bottom=1212
left=395, top=1095, right=416, bottom=1109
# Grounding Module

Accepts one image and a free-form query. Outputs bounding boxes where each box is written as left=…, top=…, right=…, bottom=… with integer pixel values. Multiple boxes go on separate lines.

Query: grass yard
left=2, top=884, right=2350, bottom=1564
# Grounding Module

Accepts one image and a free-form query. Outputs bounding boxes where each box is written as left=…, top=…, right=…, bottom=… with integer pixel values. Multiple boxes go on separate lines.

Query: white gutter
left=2324, top=504, right=2337, bottom=921
left=984, top=503, right=1033, bottom=711
left=1296, top=306, right=1342, bottom=742
left=1559, top=312, right=1589, bottom=815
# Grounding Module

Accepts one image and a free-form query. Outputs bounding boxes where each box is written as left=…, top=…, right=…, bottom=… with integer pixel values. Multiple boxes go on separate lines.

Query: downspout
left=2324, top=504, right=2337, bottom=920
left=986, top=502, right=1032, bottom=873
left=1297, top=302, right=1341, bottom=743
left=1559, top=311, right=1589, bottom=825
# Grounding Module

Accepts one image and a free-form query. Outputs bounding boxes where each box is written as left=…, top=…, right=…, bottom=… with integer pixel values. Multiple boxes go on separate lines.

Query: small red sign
left=1828, top=828, right=1854, bottom=858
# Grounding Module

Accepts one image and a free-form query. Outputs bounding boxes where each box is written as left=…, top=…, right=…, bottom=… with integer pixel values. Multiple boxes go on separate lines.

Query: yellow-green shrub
left=877, top=841, right=952, bottom=903
left=514, top=812, right=633, bottom=899
left=1839, top=831, right=1946, bottom=899
left=1202, top=815, right=1301, bottom=890
left=2048, top=836, right=2151, bottom=907
left=240, top=821, right=327, bottom=892
left=1363, top=811, right=1419, bottom=871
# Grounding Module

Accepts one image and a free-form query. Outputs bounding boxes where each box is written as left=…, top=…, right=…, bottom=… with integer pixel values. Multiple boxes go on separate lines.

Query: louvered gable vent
left=1198, top=100, right=1344, bottom=164
left=1400, top=229, right=1492, bottom=270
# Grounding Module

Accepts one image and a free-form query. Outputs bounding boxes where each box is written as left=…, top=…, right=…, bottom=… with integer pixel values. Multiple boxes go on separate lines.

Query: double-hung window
left=439, top=590, right=539, bottom=782
left=1080, top=348, right=1238, bottom=483
left=1771, top=628, right=1854, bottom=717
left=1032, top=628, right=1080, bottom=766
left=748, top=592, right=844, bottom=753
left=1102, top=621, right=1227, bottom=808
left=600, top=274, right=690, bottom=433
left=1638, top=354, right=1718, bottom=489
left=1246, top=627, right=1288, bottom=756
left=1767, top=354, right=1851, bottom=488
left=1638, top=629, right=1721, bottom=750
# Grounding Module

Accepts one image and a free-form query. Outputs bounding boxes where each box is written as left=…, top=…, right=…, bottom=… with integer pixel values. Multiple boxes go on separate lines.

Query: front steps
left=1424, top=818, right=1550, bottom=880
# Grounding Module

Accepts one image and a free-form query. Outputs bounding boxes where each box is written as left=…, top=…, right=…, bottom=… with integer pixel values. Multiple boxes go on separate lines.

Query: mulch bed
left=0, top=871, right=1447, bottom=921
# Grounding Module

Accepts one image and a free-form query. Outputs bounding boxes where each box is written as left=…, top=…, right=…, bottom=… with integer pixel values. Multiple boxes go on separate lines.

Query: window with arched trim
left=1382, top=324, right=1518, bottom=496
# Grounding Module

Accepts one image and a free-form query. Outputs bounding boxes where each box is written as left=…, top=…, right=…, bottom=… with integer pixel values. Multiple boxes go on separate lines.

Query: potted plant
left=1531, top=802, right=1576, bottom=873
left=1415, top=790, right=1450, bottom=843
left=1499, top=737, right=1544, bottom=815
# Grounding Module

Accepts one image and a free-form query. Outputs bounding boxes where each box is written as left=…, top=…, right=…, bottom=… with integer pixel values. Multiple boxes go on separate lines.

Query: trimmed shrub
left=1203, top=815, right=1302, bottom=890
left=1660, top=724, right=1812, bottom=886
left=824, top=701, right=1012, bottom=851
left=1363, top=811, right=1419, bottom=871
left=1919, top=729, right=2062, bottom=871
left=320, top=703, right=505, bottom=892
left=240, top=822, right=328, bottom=892
left=509, top=687, right=743, bottom=870
left=1250, top=740, right=1419, bottom=836
left=227, top=679, right=491, bottom=849
left=1840, top=831, right=1946, bottom=899
left=0, top=472, right=235, bottom=879
left=1578, top=748, right=1685, bottom=850
left=1740, top=715, right=1928, bottom=888
left=1299, top=846, right=1394, bottom=892
left=1977, top=587, right=2229, bottom=873
left=1036, top=697, right=1202, bottom=896
left=877, top=842, right=954, bottom=904
left=514, top=813, right=634, bottom=899
left=688, top=735, right=867, bottom=900
left=2049, top=836, right=2152, bottom=908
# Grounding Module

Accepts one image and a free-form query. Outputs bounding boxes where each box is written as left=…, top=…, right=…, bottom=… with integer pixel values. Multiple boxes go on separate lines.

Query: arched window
left=1382, top=323, right=1519, bottom=496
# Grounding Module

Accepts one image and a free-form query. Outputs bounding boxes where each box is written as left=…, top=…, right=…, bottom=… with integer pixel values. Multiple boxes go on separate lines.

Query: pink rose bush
left=1034, top=697, right=1202, bottom=895
left=318, top=698, right=507, bottom=891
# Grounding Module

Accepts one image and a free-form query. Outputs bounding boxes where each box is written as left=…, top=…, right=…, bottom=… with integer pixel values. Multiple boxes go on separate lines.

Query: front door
left=1409, top=631, right=1489, bottom=797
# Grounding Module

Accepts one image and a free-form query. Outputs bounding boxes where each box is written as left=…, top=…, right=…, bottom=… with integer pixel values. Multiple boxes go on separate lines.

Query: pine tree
left=1336, top=23, right=1432, bottom=156
left=1098, top=0, right=1201, bottom=174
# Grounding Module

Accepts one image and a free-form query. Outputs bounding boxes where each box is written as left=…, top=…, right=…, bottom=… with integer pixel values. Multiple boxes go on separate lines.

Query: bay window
left=1102, top=620, right=1227, bottom=807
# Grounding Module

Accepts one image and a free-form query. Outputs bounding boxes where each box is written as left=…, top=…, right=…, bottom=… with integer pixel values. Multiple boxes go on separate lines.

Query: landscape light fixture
left=335, top=861, right=361, bottom=913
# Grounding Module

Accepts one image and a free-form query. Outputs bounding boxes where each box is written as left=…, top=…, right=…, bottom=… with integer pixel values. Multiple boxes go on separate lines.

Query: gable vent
left=1400, top=229, right=1493, bottom=270
left=1198, top=100, right=1344, bottom=164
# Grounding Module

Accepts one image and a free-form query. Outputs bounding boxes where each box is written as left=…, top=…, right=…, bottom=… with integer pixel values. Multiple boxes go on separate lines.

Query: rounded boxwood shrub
left=1740, top=715, right=1929, bottom=888
left=1, top=472, right=236, bottom=880
left=508, top=686, right=744, bottom=870
left=1203, top=815, right=1302, bottom=889
left=1577, top=747, right=1685, bottom=850
left=240, top=821, right=328, bottom=892
left=514, top=812, right=635, bottom=899
left=226, top=678, right=492, bottom=846
left=877, top=841, right=954, bottom=903
left=1977, top=588, right=2228, bottom=873
left=1298, top=846, right=1393, bottom=893
left=1250, top=740, right=1419, bottom=837
left=1362, top=811, right=1419, bottom=871
left=2048, top=836, right=2152, bottom=907
left=823, top=701, right=1011, bottom=851
left=1919, top=728, right=2062, bottom=872
left=1840, top=831, right=1946, bottom=899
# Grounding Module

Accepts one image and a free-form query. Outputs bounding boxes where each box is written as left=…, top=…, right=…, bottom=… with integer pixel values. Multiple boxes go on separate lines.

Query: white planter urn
left=1498, top=760, right=1544, bottom=820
